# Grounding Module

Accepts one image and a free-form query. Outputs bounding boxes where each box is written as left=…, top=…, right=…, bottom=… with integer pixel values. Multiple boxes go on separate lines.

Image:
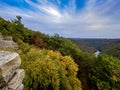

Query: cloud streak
left=0, top=0, right=120, bottom=38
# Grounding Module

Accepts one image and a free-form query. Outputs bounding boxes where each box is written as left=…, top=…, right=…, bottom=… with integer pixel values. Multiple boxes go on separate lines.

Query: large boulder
left=0, top=51, right=21, bottom=88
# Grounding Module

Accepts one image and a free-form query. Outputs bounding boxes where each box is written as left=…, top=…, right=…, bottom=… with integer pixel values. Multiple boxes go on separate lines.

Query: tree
left=88, top=54, right=120, bottom=90
left=30, top=33, right=46, bottom=48
left=16, top=16, right=22, bottom=23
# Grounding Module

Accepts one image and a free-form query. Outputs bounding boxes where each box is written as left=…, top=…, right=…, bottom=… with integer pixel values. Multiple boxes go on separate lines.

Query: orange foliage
left=30, top=33, right=46, bottom=48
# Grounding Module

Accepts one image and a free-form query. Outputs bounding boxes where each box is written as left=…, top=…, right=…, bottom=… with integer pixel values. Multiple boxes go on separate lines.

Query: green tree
left=89, top=54, right=120, bottom=90
left=16, top=16, right=22, bottom=23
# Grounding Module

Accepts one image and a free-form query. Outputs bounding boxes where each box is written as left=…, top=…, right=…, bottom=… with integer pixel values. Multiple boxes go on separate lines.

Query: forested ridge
left=70, top=38, right=120, bottom=59
left=0, top=16, right=120, bottom=90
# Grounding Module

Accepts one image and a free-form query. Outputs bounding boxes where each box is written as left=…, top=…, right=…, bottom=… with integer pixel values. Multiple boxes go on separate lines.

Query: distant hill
left=70, top=38, right=120, bottom=58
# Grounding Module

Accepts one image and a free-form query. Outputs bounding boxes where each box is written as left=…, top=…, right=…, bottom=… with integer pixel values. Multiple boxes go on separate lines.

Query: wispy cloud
left=0, top=0, right=120, bottom=38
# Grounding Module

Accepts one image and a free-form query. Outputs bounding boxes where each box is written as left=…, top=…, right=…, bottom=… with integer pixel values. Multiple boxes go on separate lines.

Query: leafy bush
left=20, top=48, right=82, bottom=90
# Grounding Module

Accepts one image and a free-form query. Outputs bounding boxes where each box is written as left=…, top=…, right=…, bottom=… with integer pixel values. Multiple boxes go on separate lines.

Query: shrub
left=20, top=48, right=82, bottom=90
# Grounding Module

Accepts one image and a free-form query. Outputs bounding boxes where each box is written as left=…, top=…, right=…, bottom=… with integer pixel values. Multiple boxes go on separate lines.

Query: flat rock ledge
left=0, top=51, right=25, bottom=90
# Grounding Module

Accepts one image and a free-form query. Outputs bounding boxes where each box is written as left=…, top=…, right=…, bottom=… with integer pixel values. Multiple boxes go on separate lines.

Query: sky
left=0, top=0, right=120, bottom=38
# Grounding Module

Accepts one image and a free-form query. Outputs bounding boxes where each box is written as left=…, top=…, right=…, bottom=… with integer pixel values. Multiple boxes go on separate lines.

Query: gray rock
left=0, top=33, right=18, bottom=49
left=8, top=69, right=25, bottom=90
left=3, top=36, right=12, bottom=41
left=16, top=84, right=24, bottom=90
left=0, top=51, right=21, bottom=88
left=0, top=33, right=3, bottom=41
left=0, top=41, right=18, bottom=49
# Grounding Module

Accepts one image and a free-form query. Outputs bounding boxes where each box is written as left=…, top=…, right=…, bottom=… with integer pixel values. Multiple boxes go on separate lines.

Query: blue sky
left=0, top=0, right=120, bottom=38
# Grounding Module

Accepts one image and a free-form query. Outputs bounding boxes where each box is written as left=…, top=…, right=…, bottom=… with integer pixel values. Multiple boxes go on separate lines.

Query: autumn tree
left=20, top=48, right=82, bottom=90
left=30, top=33, right=46, bottom=48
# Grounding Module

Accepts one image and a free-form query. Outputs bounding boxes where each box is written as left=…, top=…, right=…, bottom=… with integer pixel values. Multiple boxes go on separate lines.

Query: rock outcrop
left=0, top=51, right=25, bottom=90
left=0, top=33, right=18, bottom=49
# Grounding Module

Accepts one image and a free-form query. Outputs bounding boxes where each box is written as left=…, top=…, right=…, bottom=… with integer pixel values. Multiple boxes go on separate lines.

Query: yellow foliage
left=19, top=48, right=82, bottom=90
